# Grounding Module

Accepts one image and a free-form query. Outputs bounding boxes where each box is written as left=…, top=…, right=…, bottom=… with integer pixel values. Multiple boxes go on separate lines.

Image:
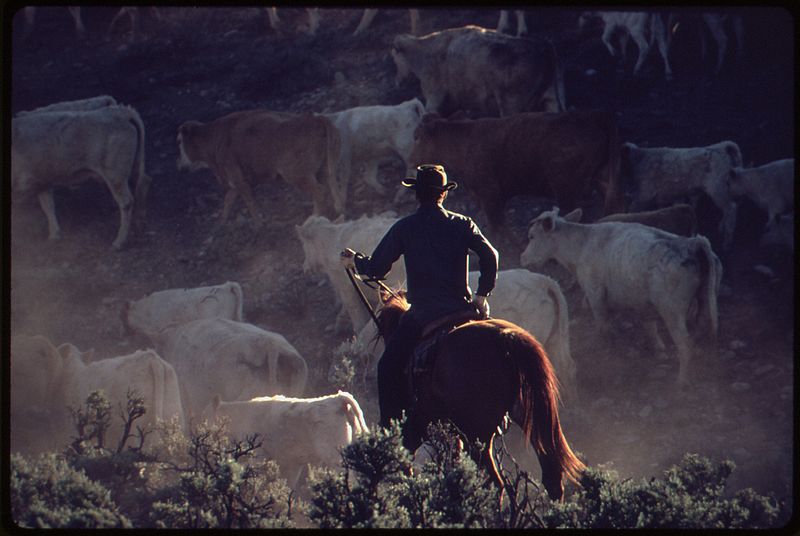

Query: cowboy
left=340, top=163, right=499, bottom=429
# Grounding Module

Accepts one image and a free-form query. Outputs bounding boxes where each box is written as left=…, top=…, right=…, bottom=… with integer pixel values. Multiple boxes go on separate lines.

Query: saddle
left=409, top=308, right=483, bottom=382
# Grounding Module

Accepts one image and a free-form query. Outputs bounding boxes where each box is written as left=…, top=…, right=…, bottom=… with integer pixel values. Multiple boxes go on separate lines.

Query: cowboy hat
left=402, top=164, right=458, bottom=191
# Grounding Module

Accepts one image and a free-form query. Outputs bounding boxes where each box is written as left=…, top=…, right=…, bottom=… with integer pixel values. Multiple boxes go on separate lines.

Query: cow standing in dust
left=177, top=110, right=343, bottom=226
left=11, top=104, right=152, bottom=250
left=392, top=25, right=565, bottom=117
left=521, top=208, right=721, bottom=385
left=408, top=111, right=623, bottom=230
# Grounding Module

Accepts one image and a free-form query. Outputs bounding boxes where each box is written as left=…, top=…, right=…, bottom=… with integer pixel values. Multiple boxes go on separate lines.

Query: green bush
left=542, top=454, right=782, bottom=529
left=10, top=452, right=131, bottom=528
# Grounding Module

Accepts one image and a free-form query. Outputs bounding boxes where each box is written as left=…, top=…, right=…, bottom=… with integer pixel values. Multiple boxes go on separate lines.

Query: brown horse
left=374, top=290, right=585, bottom=501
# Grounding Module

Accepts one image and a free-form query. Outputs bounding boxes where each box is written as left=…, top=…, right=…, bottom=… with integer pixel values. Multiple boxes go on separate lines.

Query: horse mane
left=374, top=289, right=409, bottom=341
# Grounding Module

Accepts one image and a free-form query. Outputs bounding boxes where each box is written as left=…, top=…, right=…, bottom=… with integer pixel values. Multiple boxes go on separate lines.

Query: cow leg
left=107, top=178, right=135, bottom=250
left=601, top=25, right=618, bottom=59
left=704, top=15, right=728, bottom=74
left=617, top=31, right=630, bottom=63
left=631, top=32, right=651, bottom=75
left=353, top=8, right=377, bottom=35
left=516, top=10, right=528, bottom=36
left=362, top=160, right=388, bottom=196
left=265, top=7, right=280, bottom=31
left=408, top=9, right=419, bottom=34
left=220, top=188, right=239, bottom=223
left=661, top=311, right=692, bottom=385
left=645, top=320, right=667, bottom=352
left=67, top=6, right=85, bottom=41
left=37, top=189, right=62, bottom=241
left=305, top=7, right=319, bottom=35
left=497, top=10, right=511, bottom=34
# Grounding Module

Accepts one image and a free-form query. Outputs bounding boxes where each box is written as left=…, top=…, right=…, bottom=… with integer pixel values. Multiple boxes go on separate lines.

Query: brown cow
left=407, top=111, right=623, bottom=228
left=177, top=110, right=343, bottom=225
left=392, top=25, right=565, bottom=117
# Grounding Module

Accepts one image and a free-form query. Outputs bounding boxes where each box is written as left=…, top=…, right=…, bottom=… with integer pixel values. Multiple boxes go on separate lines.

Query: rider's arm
left=467, top=219, right=499, bottom=297
left=354, top=222, right=404, bottom=280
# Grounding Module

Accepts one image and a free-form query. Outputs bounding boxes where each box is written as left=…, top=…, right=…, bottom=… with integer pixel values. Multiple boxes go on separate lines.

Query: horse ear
left=563, top=208, right=583, bottom=222
left=380, top=288, right=391, bottom=303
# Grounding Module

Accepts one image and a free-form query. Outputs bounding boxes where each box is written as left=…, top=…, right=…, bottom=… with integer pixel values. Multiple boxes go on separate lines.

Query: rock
left=653, top=396, right=669, bottom=410
left=585, top=68, right=597, bottom=77
left=731, top=382, right=751, bottom=392
left=638, top=405, right=653, bottom=418
left=729, top=340, right=747, bottom=350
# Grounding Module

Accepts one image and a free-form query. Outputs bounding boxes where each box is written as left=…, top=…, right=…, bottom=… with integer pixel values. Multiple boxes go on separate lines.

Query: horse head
left=374, top=288, right=408, bottom=341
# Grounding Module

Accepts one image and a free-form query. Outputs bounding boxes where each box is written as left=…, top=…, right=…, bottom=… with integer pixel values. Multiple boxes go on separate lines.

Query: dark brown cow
left=408, top=111, right=623, bottom=228
left=177, top=110, right=343, bottom=225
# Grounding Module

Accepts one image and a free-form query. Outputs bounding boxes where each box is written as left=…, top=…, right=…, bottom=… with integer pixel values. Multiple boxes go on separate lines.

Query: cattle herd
left=8, top=7, right=794, bottom=502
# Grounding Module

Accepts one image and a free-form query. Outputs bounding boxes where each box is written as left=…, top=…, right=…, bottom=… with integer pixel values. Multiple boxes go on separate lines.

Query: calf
left=521, top=208, right=721, bottom=385
left=122, top=281, right=244, bottom=347
left=295, top=213, right=405, bottom=333
left=11, top=335, right=184, bottom=455
left=156, top=318, right=308, bottom=422
left=11, top=105, right=152, bottom=249
left=623, top=140, right=742, bottom=248
left=205, top=391, right=369, bottom=493
left=324, top=98, right=425, bottom=199
left=728, top=158, right=794, bottom=228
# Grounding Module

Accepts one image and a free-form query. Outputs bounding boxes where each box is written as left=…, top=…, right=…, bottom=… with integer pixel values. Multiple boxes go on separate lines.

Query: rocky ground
left=7, top=6, right=794, bottom=507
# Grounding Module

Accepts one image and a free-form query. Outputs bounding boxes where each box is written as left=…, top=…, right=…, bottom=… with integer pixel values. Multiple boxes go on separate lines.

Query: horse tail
left=501, top=324, right=585, bottom=486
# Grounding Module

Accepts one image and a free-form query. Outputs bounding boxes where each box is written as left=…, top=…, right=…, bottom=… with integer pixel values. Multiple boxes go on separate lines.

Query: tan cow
left=156, top=318, right=308, bottom=422
left=11, top=105, right=152, bottom=249
left=392, top=25, right=565, bottom=117
left=122, top=281, right=244, bottom=347
left=521, top=208, right=721, bottom=385
left=324, top=98, right=425, bottom=199
left=295, top=213, right=405, bottom=334
left=15, top=95, right=118, bottom=117
left=177, top=109, right=343, bottom=225
left=204, top=391, right=369, bottom=493
left=408, top=111, right=623, bottom=229
left=10, top=335, right=185, bottom=455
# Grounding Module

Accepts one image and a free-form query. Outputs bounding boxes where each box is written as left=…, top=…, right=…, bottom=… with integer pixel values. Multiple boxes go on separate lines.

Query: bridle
left=344, top=266, right=402, bottom=333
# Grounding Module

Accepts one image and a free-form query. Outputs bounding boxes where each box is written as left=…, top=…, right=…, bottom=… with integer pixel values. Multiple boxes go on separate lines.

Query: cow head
left=391, top=34, right=416, bottom=85
left=176, top=121, right=209, bottom=172
left=520, top=207, right=580, bottom=268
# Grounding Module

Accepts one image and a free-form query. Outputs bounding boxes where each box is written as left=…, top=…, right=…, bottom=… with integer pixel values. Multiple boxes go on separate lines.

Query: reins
left=344, top=266, right=402, bottom=333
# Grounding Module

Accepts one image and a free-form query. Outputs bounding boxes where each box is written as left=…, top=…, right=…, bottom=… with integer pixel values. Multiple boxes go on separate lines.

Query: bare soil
left=7, top=7, right=794, bottom=505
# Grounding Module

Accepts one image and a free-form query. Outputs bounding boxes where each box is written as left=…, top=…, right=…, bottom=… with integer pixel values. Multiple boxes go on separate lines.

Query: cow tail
left=338, top=390, right=369, bottom=437
left=544, top=276, right=577, bottom=402
left=602, top=115, right=622, bottom=215
left=694, top=236, right=721, bottom=340
left=228, top=281, right=244, bottom=322
left=147, top=352, right=165, bottom=425
left=125, top=106, right=151, bottom=225
left=323, top=116, right=346, bottom=216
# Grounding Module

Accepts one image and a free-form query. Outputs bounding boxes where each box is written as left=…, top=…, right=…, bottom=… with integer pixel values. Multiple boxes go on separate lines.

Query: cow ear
left=542, top=214, right=555, bottom=232
left=563, top=208, right=583, bottom=222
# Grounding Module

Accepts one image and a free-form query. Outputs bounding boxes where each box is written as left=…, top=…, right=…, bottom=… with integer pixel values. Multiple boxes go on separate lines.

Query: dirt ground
left=6, top=7, right=794, bottom=507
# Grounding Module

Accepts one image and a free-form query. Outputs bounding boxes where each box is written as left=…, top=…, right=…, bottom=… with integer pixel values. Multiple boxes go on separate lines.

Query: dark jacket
left=354, top=204, right=499, bottom=325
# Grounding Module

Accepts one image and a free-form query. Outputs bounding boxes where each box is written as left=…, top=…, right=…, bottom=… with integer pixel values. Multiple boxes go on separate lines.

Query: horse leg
left=483, top=434, right=506, bottom=507
left=536, top=450, right=565, bottom=502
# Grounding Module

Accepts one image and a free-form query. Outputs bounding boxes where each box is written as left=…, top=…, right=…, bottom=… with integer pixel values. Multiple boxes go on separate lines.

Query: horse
left=373, top=290, right=585, bottom=501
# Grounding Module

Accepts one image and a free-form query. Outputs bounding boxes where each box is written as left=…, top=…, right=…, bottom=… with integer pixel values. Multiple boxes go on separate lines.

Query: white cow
left=521, top=208, right=721, bottom=385
left=122, top=281, right=244, bottom=347
left=204, top=391, right=368, bottom=492
left=10, top=335, right=185, bottom=455
left=728, top=158, right=794, bottom=228
left=295, top=213, right=405, bottom=334
left=15, top=95, right=118, bottom=117
left=497, top=10, right=528, bottom=36
left=354, top=268, right=578, bottom=401
left=623, top=140, right=743, bottom=248
left=324, top=98, right=425, bottom=199
left=596, top=203, right=697, bottom=237
left=11, top=105, right=152, bottom=250
left=579, top=11, right=673, bottom=79
left=157, top=318, right=308, bottom=422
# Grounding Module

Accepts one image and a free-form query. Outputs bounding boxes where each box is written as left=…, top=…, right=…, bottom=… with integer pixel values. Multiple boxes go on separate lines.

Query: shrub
left=9, top=452, right=131, bottom=529
left=542, top=454, right=782, bottom=529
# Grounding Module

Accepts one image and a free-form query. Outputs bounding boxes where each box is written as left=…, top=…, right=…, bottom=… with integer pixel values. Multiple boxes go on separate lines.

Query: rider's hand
left=474, top=294, right=490, bottom=319
left=340, top=248, right=356, bottom=271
